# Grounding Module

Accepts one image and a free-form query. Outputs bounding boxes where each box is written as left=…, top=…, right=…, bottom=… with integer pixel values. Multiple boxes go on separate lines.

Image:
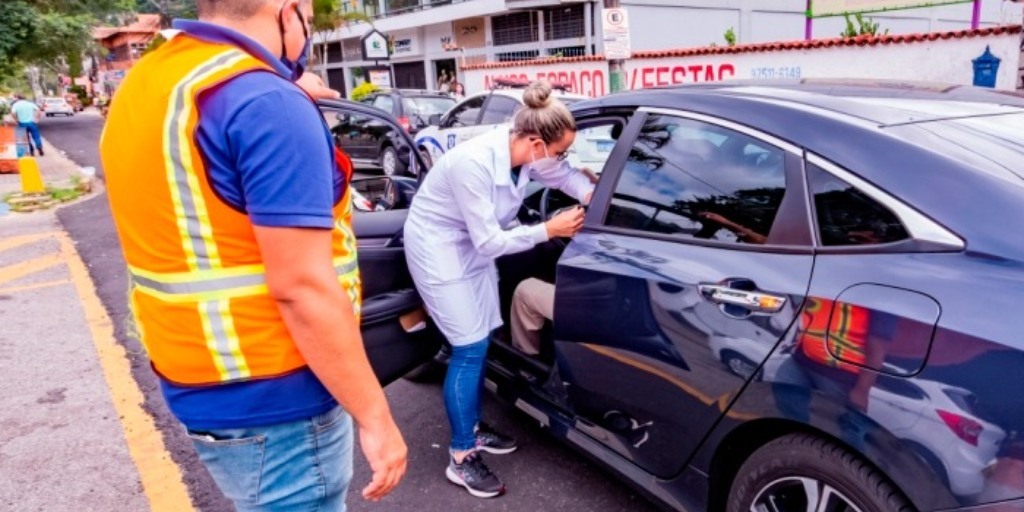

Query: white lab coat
left=404, top=126, right=594, bottom=345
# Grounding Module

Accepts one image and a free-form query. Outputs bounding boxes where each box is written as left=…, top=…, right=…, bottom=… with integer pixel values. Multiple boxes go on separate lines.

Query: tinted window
left=480, top=96, right=521, bottom=125
left=445, top=96, right=486, bottom=127
left=605, top=114, right=787, bottom=245
left=401, top=96, right=455, bottom=124
left=807, top=164, right=909, bottom=246
left=372, top=95, right=395, bottom=114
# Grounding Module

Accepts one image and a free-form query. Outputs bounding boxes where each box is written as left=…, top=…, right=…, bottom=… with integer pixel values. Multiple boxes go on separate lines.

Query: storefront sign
left=362, top=29, right=390, bottom=61
left=367, top=66, right=393, bottom=88
left=393, top=38, right=414, bottom=54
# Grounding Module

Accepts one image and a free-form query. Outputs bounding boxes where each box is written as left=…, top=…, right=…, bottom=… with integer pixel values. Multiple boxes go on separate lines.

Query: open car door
left=318, top=99, right=442, bottom=385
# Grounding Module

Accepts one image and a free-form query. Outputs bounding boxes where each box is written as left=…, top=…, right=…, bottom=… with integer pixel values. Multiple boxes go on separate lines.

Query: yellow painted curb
left=58, top=231, right=195, bottom=512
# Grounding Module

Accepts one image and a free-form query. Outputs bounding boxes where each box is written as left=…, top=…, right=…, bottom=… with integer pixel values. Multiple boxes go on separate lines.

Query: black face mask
left=277, top=2, right=310, bottom=81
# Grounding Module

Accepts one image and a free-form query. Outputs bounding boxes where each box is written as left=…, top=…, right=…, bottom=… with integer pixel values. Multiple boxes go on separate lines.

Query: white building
left=312, top=0, right=1023, bottom=97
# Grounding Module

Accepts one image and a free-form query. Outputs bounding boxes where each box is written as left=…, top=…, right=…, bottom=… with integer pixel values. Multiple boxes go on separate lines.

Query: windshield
left=402, top=97, right=455, bottom=121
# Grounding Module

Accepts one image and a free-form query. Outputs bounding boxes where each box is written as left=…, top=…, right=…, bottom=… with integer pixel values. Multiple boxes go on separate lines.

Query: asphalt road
left=43, top=112, right=654, bottom=511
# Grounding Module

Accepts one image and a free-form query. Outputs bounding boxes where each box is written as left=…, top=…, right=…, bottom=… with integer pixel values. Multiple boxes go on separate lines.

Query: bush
left=350, top=82, right=380, bottom=102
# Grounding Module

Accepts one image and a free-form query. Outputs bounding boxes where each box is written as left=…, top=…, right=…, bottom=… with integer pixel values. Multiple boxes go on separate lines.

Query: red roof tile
left=460, top=24, right=1022, bottom=71
left=93, top=14, right=162, bottom=40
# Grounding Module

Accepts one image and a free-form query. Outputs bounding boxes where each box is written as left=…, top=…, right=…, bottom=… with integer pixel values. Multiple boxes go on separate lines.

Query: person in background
left=99, top=0, right=407, bottom=509
left=450, top=81, right=466, bottom=100
left=404, top=80, right=593, bottom=498
left=437, top=69, right=452, bottom=93
left=9, top=94, right=43, bottom=156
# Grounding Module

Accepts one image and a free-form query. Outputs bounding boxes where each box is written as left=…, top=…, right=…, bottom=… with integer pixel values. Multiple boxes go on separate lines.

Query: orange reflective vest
left=100, top=35, right=360, bottom=386
left=798, top=298, right=868, bottom=373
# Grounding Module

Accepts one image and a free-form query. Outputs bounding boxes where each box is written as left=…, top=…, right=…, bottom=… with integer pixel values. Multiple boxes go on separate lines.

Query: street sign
left=361, top=29, right=391, bottom=61
left=808, top=0, right=971, bottom=17
left=602, top=7, right=631, bottom=60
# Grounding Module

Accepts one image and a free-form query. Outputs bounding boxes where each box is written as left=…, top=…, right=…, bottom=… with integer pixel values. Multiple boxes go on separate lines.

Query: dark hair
left=511, top=80, right=576, bottom=144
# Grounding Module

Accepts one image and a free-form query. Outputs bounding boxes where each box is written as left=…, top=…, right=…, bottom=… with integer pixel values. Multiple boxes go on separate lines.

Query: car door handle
left=698, top=283, right=787, bottom=314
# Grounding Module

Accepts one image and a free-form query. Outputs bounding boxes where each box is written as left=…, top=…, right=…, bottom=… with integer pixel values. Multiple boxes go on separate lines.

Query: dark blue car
left=325, top=80, right=1024, bottom=512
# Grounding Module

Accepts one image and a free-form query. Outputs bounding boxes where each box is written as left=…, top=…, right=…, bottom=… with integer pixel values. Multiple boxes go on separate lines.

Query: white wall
left=620, top=0, right=1022, bottom=50
left=462, top=29, right=1022, bottom=93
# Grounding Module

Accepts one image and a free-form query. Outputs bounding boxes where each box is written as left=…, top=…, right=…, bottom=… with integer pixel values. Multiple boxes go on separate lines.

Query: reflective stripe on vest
left=129, top=258, right=359, bottom=302
left=105, top=37, right=361, bottom=385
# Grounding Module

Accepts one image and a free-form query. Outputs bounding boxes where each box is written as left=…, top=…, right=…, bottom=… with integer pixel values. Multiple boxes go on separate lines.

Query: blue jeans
left=187, top=406, right=354, bottom=511
left=445, top=337, right=489, bottom=451
left=18, top=122, right=42, bottom=152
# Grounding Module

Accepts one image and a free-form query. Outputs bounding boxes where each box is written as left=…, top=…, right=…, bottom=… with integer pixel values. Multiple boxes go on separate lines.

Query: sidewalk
left=0, top=145, right=191, bottom=511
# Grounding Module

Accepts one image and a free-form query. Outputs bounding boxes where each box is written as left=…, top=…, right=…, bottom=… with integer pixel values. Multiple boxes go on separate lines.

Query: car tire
left=381, top=145, right=405, bottom=177
left=728, top=433, right=912, bottom=512
left=721, top=350, right=758, bottom=379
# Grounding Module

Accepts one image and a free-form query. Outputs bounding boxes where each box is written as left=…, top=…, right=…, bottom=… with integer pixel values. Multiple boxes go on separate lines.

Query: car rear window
left=402, top=97, right=455, bottom=120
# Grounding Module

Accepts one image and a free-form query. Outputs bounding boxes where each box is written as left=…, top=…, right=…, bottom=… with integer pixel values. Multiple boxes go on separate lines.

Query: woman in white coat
left=404, top=81, right=593, bottom=498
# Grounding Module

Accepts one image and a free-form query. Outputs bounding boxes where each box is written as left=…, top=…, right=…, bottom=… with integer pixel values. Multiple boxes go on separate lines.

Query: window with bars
left=545, top=4, right=585, bottom=40
left=492, top=11, right=538, bottom=46
left=496, top=50, right=539, bottom=62
left=546, top=46, right=586, bottom=58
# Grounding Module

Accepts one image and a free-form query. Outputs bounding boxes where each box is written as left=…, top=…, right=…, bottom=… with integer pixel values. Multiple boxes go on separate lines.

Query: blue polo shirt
left=160, top=20, right=345, bottom=430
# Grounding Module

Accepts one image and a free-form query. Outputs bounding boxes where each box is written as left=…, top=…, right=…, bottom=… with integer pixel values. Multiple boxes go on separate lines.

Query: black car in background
left=328, top=89, right=455, bottom=177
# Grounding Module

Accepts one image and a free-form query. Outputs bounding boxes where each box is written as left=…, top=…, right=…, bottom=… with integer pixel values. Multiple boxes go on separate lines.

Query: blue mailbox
left=972, top=45, right=1001, bottom=88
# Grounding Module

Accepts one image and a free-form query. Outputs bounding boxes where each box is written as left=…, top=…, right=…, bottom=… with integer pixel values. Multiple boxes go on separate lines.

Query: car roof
left=376, top=89, right=452, bottom=98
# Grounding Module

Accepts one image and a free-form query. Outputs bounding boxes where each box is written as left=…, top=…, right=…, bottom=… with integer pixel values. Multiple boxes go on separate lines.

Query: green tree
left=0, top=0, right=135, bottom=85
left=309, top=0, right=371, bottom=78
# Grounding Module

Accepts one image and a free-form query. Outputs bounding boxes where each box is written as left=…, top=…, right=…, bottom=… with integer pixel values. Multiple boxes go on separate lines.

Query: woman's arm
left=529, top=161, right=596, bottom=203
left=451, top=162, right=549, bottom=260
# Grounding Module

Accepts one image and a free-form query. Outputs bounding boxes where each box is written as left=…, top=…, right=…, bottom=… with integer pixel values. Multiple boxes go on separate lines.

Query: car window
left=807, top=164, right=909, bottom=246
left=604, top=113, right=787, bottom=245
left=567, top=120, right=624, bottom=175
left=444, top=96, right=486, bottom=128
left=372, top=95, right=395, bottom=114
left=480, top=96, right=521, bottom=125
left=321, top=108, right=421, bottom=179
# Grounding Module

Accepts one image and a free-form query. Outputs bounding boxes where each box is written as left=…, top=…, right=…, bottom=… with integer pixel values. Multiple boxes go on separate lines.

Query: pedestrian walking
left=99, top=1, right=407, bottom=510
left=9, top=94, right=43, bottom=156
left=403, top=80, right=594, bottom=498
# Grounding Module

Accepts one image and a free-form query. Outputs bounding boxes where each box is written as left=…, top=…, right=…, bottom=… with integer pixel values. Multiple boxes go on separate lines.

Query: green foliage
left=350, top=82, right=379, bottom=102
left=840, top=13, right=888, bottom=38
left=724, top=27, right=737, bottom=47
left=0, top=0, right=134, bottom=83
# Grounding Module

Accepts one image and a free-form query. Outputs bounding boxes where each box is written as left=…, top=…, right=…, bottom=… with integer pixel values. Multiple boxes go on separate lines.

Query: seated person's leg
left=510, top=278, right=555, bottom=356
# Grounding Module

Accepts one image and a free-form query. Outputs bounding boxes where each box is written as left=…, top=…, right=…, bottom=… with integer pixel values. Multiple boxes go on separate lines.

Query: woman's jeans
left=445, top=337, right=489, bottom=451
left=186, top=406, right=354, bottom=511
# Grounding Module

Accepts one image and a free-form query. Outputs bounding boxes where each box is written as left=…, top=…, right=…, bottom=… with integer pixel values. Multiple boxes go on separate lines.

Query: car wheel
left=728, top=434, right=912, bottom=512
left=381, top=145, right=404, bottom=177
left=721, top=350, right=758, bottom=379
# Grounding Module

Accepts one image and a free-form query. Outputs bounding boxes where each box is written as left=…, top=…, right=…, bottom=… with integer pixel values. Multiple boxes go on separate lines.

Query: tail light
left=397, top=117, right=411, bottom=132
left=937, top=409, right=982, bottom=446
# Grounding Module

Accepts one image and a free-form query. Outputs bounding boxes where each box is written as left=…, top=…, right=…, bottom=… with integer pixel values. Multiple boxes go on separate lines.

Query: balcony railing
left=340, top=0, right=477, bottom=20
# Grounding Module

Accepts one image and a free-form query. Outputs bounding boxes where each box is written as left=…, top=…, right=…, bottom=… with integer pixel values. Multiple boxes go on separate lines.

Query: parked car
left=41, top=97, right=75, bottom=117
left=322, top=80, right=1024, bottom=512
left=414, top=79, right=592, bottom=172
left=63, top=94, right=83, bottom=112
left=332, top=89, right=456, bottom=177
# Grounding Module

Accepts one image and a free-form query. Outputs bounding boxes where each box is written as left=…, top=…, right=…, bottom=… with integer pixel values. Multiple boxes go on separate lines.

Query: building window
left=496, top=50, right=539, bottom=62
left=545, top=5, right=584, bottom=41
left=386, top=0, right=418, bottom=14
left=492, top=11, right=538, bottom=46
left=546, top=46, right=586, bottom=58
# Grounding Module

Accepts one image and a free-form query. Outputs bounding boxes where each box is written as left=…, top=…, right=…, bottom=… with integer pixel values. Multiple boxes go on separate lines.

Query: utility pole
left=603, top=0, right=627, bottom=93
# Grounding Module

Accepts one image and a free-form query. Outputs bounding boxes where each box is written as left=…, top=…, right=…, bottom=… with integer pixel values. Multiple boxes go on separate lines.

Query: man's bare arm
left=254, top=225, right=407, bottom=501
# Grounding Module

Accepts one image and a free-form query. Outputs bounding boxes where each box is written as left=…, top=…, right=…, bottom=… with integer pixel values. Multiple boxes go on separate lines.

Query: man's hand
left=359, top=417, right=408, bottom=501
left=579, top=167, right=599, bottom=184
left=296, top=72, right=342, bottom=100
left=254, top=225, right=407, bottom=501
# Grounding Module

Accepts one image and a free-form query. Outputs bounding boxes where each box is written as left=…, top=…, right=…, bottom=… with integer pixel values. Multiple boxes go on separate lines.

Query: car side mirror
left=351, top=176, right=417, bottom=211
left=428, top=114, right=442, bottom=126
